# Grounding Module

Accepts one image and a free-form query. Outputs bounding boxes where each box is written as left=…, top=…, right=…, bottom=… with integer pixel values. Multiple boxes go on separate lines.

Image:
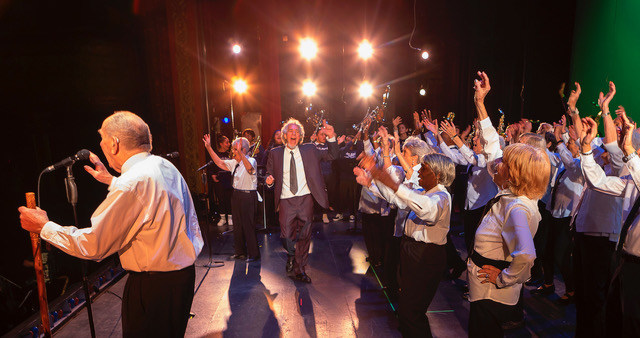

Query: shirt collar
left=286, top=145, right=299, bottom=152
left=121, top=152, right=151, bottom=173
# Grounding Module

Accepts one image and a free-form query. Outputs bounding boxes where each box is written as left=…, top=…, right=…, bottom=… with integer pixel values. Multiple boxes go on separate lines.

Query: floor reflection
left=223, top=261, right=280, bottom=337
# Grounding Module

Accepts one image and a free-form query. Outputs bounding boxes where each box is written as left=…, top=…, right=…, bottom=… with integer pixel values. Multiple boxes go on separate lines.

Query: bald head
left=100, top=111, right=152, bottom=152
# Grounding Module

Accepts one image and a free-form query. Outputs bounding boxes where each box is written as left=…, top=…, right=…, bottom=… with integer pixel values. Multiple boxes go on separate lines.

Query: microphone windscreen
left=76, top=149, right=91, bottom=161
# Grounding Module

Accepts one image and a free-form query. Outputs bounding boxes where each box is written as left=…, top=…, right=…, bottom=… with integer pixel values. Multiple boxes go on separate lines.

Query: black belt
left=470, top=251, right=510, bottom=270
left=234, top=189, right=256, bottom=193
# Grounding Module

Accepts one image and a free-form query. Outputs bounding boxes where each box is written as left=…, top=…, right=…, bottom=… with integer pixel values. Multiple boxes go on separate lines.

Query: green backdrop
left=571, top=0, right=640, bottom=121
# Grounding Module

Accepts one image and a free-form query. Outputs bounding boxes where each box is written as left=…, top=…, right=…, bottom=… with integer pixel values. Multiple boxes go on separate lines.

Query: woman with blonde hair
left=468, top=143, right=550, bottom=336
left=469, top=71, right=550, bottom=336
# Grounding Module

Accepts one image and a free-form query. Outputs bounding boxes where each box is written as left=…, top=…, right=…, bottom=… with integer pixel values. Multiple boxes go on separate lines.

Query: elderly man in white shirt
left=19, top=111, right=203, bottom=337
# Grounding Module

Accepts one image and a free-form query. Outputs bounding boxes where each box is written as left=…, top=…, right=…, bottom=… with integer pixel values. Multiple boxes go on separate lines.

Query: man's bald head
left=100, top=111, right=152, bottom=152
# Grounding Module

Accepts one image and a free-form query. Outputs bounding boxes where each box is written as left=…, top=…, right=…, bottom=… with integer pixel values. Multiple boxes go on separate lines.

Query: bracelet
left=383, top=155, right=390, bottom=158
left=623, top=152, right=638, bottom=163
left=581, top=149, right=593, bottom=156
left=453, top=134, right=460, bottom=139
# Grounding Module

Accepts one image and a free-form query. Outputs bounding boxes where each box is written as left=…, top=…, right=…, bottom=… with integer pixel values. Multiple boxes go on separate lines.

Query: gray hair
left=232, top=137, right=250, bottom=154
left=403, top=136, right=430, bottom=159
left=101, top=111, right=152, bottom=152
left=422, top=153, right=456, bottom=187
left=281, top=118, right=305, bottom=144
left=519, top=132, right=546, bottom=150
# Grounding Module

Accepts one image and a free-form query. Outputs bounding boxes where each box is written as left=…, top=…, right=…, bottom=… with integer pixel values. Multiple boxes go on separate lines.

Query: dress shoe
left=246, top=256, right=260, bottom=262
left=286, top=256, right=295, bottom=274
left=524, top=277, right=543, bottom=287
left=293, top=273, right=312, bottom=283
left=530, top=283, right=555, bottom=296
left=332, top=213, right=344, bottom=221
left=557, top=293, right=575, bottom=305
left=230, top=254, right=246, bottom=260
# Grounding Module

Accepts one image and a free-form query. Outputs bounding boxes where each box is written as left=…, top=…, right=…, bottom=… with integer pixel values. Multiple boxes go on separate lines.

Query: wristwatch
left=623, top=152, right=638, bottom=163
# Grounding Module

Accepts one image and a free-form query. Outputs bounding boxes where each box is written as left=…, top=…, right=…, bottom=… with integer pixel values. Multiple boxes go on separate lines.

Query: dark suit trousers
left=542, top=217, right=574, bottom=292
left=606, top=255, right=640, bottom=337
left=573, top=233, right=615, bottom=337
left=231, top=190, right=260, bottom=258
left=279, top=194, right=314, bottom=274
left=122, top=265, right=195, bottom=338
left=398, top=236, right=446, bottom=337
left=469, top=299, right=521, bottom=338
left=463, top=206, right=485, bottom=254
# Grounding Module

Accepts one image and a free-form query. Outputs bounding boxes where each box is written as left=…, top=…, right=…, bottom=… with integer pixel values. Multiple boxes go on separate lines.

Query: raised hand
left=424, top=118, right=439, bottom=135
left=392, top=116, right=402, bottom=128
left=553, top=122, right=563, bottom=142
left=560, top=115, right=567, bottom=133
left=266, top=175, right=274, bottom=186
left=615, top=105, right=626, bottom=118
left=353, top=167, right=372, bottom=187
left=413, top=111, right=421, bottom=129
left=203, top=134, right=212, bottom=149
left=84, top=151, right=114, bottom=185
left=337, top=135, right=346, bottom=144
left=580, top=117, right=598, bottom=150
left=440, top=119, right=457, bottom=138
left=598, top=81, right=616, bottom=113
left=460, top=125, right=472, bottom=140
left=357, top=153, right=377, bottom=171
left=567, top=82, right=582, bottom=111
left=473, top=71, right=491, bottom=102
left=521, top=119, right=533, bottom=133
left=567, top=125, right=578, bottom=141
left=618, top=109, right=637, bottom=156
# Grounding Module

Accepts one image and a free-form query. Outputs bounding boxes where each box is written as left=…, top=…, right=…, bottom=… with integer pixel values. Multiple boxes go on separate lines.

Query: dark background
left=0, top=0, right=576, bottom=333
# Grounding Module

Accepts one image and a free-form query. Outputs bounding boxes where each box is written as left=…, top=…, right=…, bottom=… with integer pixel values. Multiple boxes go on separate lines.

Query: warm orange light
left=358, top=40, right=373, bottom=59
left=299, top=38, right=318, bottom=59
left=232, top=44, right=241, bottom=54
left=359, top=82, right=373, bottom=98
left=302, top=80, right=317, bottom=96
left=232, top=79, right=247, bottom=94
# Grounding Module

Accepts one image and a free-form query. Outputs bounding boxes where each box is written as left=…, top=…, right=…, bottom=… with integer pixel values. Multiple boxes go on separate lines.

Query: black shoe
left=246, top=256, right=260, bottom=262
left=525, top=277, right=543, bottom=287
left=230, top=254, right=246, bottom=260
left=293, top=273, right=312, bottom=283
left=530, top=283, right=555, bottom=296
left=557, top=293, right=575, bottom=305
left=286, top=256, right=295, bottom=274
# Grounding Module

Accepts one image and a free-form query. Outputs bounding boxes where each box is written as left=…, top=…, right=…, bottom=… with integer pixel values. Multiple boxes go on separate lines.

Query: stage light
left=232, top=79, right=247, bottom=94
left=358, top=40, right=373, bottom=59
left=302, top=80, right=317, bottom=96
left=232, top=44, right=241, bottom=54
left=299, top=38, right=318, bottom=60
left=359, top=82, right=373, bottom=98
left=421, top=51, right=429, bottom=60
left=419, top=88, right=426, bottom=96
left=222, top=117, right=230, bottom=124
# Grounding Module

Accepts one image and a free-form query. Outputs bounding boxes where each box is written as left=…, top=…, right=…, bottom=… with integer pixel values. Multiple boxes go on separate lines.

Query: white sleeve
left=496, top=205, right=536, bottom=288
left=395, top=185, right=448, bottom=223
left=580, top=153, right=627, bottom=196
left=479, top=117, right=502, bottom=162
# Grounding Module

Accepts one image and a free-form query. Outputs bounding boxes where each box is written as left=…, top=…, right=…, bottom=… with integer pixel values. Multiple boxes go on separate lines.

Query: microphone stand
left=65, top=165, right=96, bottom=338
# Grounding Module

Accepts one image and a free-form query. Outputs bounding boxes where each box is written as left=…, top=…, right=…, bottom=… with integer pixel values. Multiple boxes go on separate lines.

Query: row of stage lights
left=226, top=38, right=429, bottom=99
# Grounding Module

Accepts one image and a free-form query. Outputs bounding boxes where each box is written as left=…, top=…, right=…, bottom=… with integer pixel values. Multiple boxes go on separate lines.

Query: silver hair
left=101, top=111, right=152, bottom=152
left=402, top=136, right=431, bottom=159
left=232, top=137, right=250, bottom=154
left=422, top=153, right=456, bottom=187
left=281, top=118, right=305, bottom=145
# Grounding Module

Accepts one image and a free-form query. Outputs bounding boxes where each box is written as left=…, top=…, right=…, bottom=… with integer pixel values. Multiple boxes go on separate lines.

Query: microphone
left=44, top=149, right=91, bottom=173
left=196, top=161, right=214, bottom=171
left=165, top=151, right=179, bottom=159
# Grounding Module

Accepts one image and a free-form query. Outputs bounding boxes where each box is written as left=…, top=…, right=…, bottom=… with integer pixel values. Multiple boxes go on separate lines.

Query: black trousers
left=212, top=181, right=232, bottom=215
left=383, top=235, right=401, bottom=298
left=122, top=265, right=195, bottom=338
left=339, top=176, right=361, bottom=216
left=606, top=254, right=640, bottom=337
left=573, top=233, right=616, bottom=337
left=469, top=299, right=521, bottom=338
left=231, top=190, right=260, bottom=258
left=398, top=237, right=446, bottom=337
left=542, top=217, right=574, bottom=292
left=279, top=194, right=314, bottom=274
left=361, top=212, right=394, bottom=266
left=531, top=201, right=552, bottom=280
left=463, top=206, right=485, bottom=254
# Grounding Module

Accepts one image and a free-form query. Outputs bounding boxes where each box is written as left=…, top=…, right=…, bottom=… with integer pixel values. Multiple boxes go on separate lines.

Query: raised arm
left=580, top=117, right=627, bottom=196
left=203, top=134, right=231, bottom=171
left=600, top=81, right=618, bottom=144
left=567, top=82, right=583, bottom=139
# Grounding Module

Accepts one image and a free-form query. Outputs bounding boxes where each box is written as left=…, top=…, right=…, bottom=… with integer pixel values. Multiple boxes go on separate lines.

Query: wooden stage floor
left=53, top=218, right=576, bottom=337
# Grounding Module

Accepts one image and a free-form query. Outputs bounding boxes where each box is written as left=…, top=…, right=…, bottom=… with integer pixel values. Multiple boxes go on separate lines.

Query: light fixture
left=232, top=44, right=241, bottom=54
left=359, top=82, right=373, bottom=98
left=419, top=88, right=426, bottom=96
left=302, top=80, right=317, bottom=96
left=421, top=51, right=429, bottom=60
left=299, top=38, right=318, bottom=60
left=358, top=40, right=373, bottom=59
left=232, top=78, right=247, bottom=94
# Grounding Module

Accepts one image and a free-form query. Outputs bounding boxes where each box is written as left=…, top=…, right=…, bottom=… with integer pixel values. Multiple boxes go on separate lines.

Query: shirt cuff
left=580, top=152, right=595, bottom=163
left=108, top=176, right=118, bottom=192
left=40, top=221, right=61, bottom=241
left=627, top=154, right=640, bottom=171
left=326, top=136, right=336, bottom=142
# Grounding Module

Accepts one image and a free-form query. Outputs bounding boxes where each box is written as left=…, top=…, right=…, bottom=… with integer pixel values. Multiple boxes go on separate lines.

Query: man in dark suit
left=266, top=118, right=338, bottom=283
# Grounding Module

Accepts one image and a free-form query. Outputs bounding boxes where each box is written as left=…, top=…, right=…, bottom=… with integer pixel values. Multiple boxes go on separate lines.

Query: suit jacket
left=267, top=141, right=339, bottom=209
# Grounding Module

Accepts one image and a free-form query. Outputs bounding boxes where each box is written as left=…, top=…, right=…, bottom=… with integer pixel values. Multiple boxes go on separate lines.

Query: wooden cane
left=25, top=192, right=52, bottom=337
